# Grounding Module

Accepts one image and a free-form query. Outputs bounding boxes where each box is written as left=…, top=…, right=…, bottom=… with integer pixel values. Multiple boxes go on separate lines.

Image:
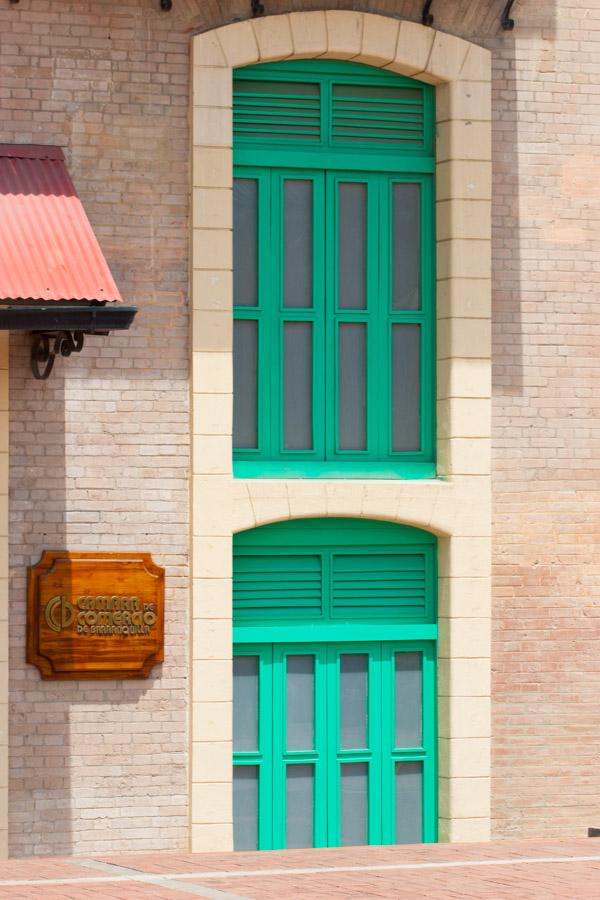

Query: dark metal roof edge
left=0, top=144, right=65, bottom=161
left=0, top=305, right=137, bottom=332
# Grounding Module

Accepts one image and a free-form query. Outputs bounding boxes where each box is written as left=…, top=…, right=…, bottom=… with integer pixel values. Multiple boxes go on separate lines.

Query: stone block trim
left=191, top=12, right=492, bottom=851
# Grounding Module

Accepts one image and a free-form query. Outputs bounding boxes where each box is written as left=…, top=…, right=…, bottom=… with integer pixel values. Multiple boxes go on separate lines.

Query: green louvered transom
left=233, top=79, right=321, bottom=143
left=233, top=60, right=434, bottom=163
left=331, top=83, right=424, bottom=147
left=332, top=553, right=427, bottom=615
left=233, top=519, right=436, bottom=626
left=233, top=554, right=322, bottom=617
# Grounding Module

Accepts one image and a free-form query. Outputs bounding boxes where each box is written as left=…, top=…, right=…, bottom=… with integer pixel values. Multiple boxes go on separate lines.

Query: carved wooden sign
left=27, top=551, right=165, bottom=680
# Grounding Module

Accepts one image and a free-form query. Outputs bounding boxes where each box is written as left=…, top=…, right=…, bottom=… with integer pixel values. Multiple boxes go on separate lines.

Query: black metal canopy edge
left=0, top=305, right=137, bottom=379
left=0, top=304, right=137, bottom=332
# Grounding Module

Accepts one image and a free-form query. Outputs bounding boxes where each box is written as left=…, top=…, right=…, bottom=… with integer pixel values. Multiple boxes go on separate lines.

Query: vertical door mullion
left=272, top=171, right=285, bottom=458
left=325, top=643, right=338, bottom=846
left=314, top=643, right=328, bottom=847
left=366, top=174, right=382, bottom=460
left=271, top=643, right=286, bottom=849
left=379, top=641, right=395, bottom=844
left=279, top=643, right=324, bottom=850
left=422, top=641, right=438, bottom=843
left=368, top=642, right=383, bottom=846
left=379, top=175, right=392, bottom=460
left=232, top=644, right=271, bottom=852
left=324, top=172, right=336, bottom=461
left=313, top=172, right=326, bottom=462
left=421, top=175, right=436, bottom=463
left=278, top=171, right=325, bottom=461
left=258, top=645, right=274, bottom=850
left=330, top=173, right=375, bottom=462
left=387, top=641, right=437, bottom=845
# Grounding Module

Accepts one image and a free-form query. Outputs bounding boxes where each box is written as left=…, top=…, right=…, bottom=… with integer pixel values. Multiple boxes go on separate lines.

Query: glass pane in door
left=233, top=766, right=259, bottom=850
left=338, top=182, right=367, bottom=309
left=341, top=762, right=369, bottom=846
left=233, top=178, right=258, bottom=307
left=286, top=654, right=315, bottom=750
left=395, top=761, right=422, bottom=844
left=392, top=183, right=421, bottom=310
left=286, top=764, right=314, bottom=848
left=284, top=180, right=313, bottom=309
left=283, top=322, right=313, bottom=450
left=338, top=322, right=367, bottom=451
left=233, top=319, right=258, bottom=449
left=391, top=323, right=421, bottom=452
left=395, top=652, right=422, bottom=748
left=340, top=654, right=368, bottom=749
left=233, top=655, right=259, bottom=752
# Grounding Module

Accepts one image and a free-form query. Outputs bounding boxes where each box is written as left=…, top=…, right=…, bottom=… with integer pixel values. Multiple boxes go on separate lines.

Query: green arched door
left=232, top=518, right=437, bottom=850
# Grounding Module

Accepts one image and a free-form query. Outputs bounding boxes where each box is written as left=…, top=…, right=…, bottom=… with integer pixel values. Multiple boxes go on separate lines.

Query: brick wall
left=489, top=0, right=600, bottom=838
left=1, top=0, right=598, bottom=855
left=1, top=0, right=190, bottom=856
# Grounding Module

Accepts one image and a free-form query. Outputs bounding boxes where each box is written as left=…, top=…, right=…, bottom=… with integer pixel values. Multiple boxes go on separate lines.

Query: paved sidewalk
left=0, top=839, right=600, bottom=898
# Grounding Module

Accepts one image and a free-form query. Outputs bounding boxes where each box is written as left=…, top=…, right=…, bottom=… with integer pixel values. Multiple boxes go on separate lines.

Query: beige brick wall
left=1, top=3, right=190, bottom=856
left=0, top=0, right=597, bottom=857
left=489, top=11, right=600, bottom=838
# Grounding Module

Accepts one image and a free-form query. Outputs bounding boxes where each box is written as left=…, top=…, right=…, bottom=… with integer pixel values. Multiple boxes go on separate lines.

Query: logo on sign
left=44, top=595, right=75, bottom=633
left=43, top=594, right=157, bottom=636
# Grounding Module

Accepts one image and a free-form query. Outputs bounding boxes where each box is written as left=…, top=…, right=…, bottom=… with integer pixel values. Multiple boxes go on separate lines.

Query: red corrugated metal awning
left=0, top=144, right=122, bottom=303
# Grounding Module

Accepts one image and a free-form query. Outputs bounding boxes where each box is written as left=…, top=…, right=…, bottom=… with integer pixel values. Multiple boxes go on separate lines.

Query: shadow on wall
left=9, top=318, right=190, bottom=856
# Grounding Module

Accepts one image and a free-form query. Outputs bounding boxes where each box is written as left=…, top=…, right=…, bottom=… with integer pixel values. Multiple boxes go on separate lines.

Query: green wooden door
left=232, top=518, right=438, bottom=851
left=233, top=640, right=436, bottom=849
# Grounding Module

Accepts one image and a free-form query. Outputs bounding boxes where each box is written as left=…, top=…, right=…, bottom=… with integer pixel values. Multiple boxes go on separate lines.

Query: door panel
left=233, top=640, right=435, bottom=850
left=233, top=167, right=435, bottom=471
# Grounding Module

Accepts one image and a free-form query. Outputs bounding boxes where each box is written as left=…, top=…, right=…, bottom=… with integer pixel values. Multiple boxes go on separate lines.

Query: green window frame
left=233, top=61, right=436, bottom=479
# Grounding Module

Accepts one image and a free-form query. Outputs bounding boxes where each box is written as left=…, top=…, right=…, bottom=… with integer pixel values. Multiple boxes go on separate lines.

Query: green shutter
left=331, top=83, right=425, bottom=149
left=233, top=554, right=322, bottom=618
left=233, top=79, right=321, bottom=144
left=331, top=553, right=427, bottom=617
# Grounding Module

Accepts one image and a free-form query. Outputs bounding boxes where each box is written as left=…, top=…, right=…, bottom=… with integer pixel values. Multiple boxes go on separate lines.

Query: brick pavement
left=0, top=840, right=599, bottom=898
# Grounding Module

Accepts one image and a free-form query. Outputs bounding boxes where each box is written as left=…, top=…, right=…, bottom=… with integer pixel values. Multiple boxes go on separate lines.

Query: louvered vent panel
left=233, top=79, right=321, bottom=143
left=332, top=553, right=427, bottom=617
left=332, top=83, right=425, bottom=148
left=233, top=554, right=322, bottom=618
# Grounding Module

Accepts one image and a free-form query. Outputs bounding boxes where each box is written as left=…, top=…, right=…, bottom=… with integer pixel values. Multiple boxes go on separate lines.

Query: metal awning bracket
left=31, top=331, right=85, bottom=380
left=0, top=304, right=137, bottom=380
left=501, top=0, right=516, bottom=29
left=422, top=0, right=434, bottom=26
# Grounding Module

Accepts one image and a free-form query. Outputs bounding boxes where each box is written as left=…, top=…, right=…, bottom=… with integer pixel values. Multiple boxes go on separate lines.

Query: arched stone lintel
left=193, top=12, right=490, bottom=89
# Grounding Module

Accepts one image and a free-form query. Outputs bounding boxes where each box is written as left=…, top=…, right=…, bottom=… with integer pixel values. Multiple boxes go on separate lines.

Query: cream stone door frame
left=190, top=12, right=491, bottom=852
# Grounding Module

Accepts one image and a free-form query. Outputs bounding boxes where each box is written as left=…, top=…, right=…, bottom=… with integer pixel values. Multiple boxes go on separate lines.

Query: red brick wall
left=2, top=0, right=598, bottom=855
left=490, top=1, right=600, bottom=838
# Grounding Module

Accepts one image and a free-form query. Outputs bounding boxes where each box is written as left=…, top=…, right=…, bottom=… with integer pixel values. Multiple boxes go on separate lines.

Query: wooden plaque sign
left=27, top=551, right=165, bottom=680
